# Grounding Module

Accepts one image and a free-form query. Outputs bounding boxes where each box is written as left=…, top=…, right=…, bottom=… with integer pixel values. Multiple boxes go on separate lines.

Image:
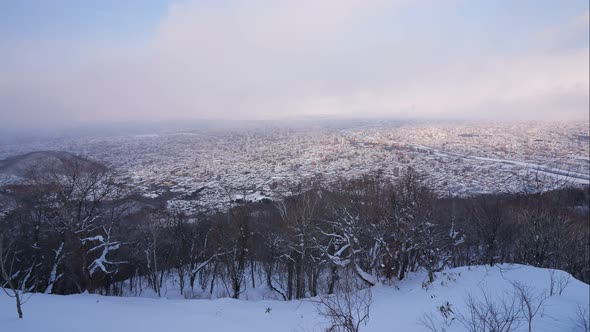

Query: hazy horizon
left=1, top=0, right=589, bottom=131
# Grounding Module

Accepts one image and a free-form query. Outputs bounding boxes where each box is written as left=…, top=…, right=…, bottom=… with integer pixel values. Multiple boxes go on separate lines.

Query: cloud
left=0, top=0, right=588, bottom=129
left=535, top=10, right=590, bottom=50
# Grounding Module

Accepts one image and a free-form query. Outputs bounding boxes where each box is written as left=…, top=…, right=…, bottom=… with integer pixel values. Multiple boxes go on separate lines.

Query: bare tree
left=138, top=210, right=170, bottom=297
left=319, top=205, right=378, bottom=287
left=212, top=203, right=252, bottom=299
left=573, top=304, right=590, bottom=332
left=317, top=273, right=372, bottom=332
left=24, top=158, right=125, bottom=293
left=0, top=238, right=38, bottom=319
left=549, top=270, right=571, bottom=296
left=276, top=185, right=324, bottom=298
left=418, top=302, right=455, bottom=332
left=511, top=281, right=548, bottom=332
left=457, top=289, right=522, bottom=332
left=418, top=312, right=446, bottom=332
left=465, top=197, right=513, bottom=267
left=44, top=241, right=64, bottom=294
left=81, top=224, right=125, bottom=280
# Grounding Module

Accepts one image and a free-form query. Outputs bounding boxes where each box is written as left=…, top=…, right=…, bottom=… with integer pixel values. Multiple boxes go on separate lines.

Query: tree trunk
left=189, top=273, right=196, bottom=292
left=250, top=260, right=256, bottom=289
left=399, top=254, right=408, bottom=280
left=295, top=253, right=305, bottom=299
left=287, top=259, right=294, bottom=300
left=15, top=292, right=23, bottom=319
left=328, top=266, right=337, bottom=294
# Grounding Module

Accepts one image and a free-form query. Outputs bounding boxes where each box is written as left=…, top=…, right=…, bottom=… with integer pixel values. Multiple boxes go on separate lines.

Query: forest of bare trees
left=0, top=158, right=588, bottom=309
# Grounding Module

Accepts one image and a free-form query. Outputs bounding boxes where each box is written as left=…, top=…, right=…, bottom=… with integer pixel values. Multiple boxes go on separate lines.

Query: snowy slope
left=1, top=264, right=588, bottom=332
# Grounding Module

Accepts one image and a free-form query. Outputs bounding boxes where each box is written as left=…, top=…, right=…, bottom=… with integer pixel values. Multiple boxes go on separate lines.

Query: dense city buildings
left=1, top=120, right=588, bottom=215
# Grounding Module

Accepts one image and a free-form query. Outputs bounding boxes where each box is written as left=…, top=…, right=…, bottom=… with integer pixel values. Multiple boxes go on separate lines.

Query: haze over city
left=1, top=0, right=589, bottom=133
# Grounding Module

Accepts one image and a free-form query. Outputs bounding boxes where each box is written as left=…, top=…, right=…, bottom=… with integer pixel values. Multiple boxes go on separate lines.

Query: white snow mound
left=0, top=264, right=588, bottom=332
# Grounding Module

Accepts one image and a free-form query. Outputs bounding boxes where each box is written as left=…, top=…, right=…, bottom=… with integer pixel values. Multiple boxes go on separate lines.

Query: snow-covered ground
left=1, top=265, right=588, bottom=332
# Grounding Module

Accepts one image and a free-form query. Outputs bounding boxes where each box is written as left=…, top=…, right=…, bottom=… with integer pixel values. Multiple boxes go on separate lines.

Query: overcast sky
left=0, top=0, right=588, bottom=130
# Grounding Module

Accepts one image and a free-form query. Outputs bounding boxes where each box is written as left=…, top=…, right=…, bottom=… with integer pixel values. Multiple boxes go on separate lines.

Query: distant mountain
left=0, top=151, right=107, bottom=178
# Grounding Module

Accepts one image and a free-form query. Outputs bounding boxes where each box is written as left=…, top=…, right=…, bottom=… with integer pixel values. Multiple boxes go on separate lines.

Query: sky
left=0, top=0, right=588, bottom=130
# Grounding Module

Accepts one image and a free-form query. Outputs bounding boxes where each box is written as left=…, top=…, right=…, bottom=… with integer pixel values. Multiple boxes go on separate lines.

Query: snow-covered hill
left=1, top=264, right=588, bottom=332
